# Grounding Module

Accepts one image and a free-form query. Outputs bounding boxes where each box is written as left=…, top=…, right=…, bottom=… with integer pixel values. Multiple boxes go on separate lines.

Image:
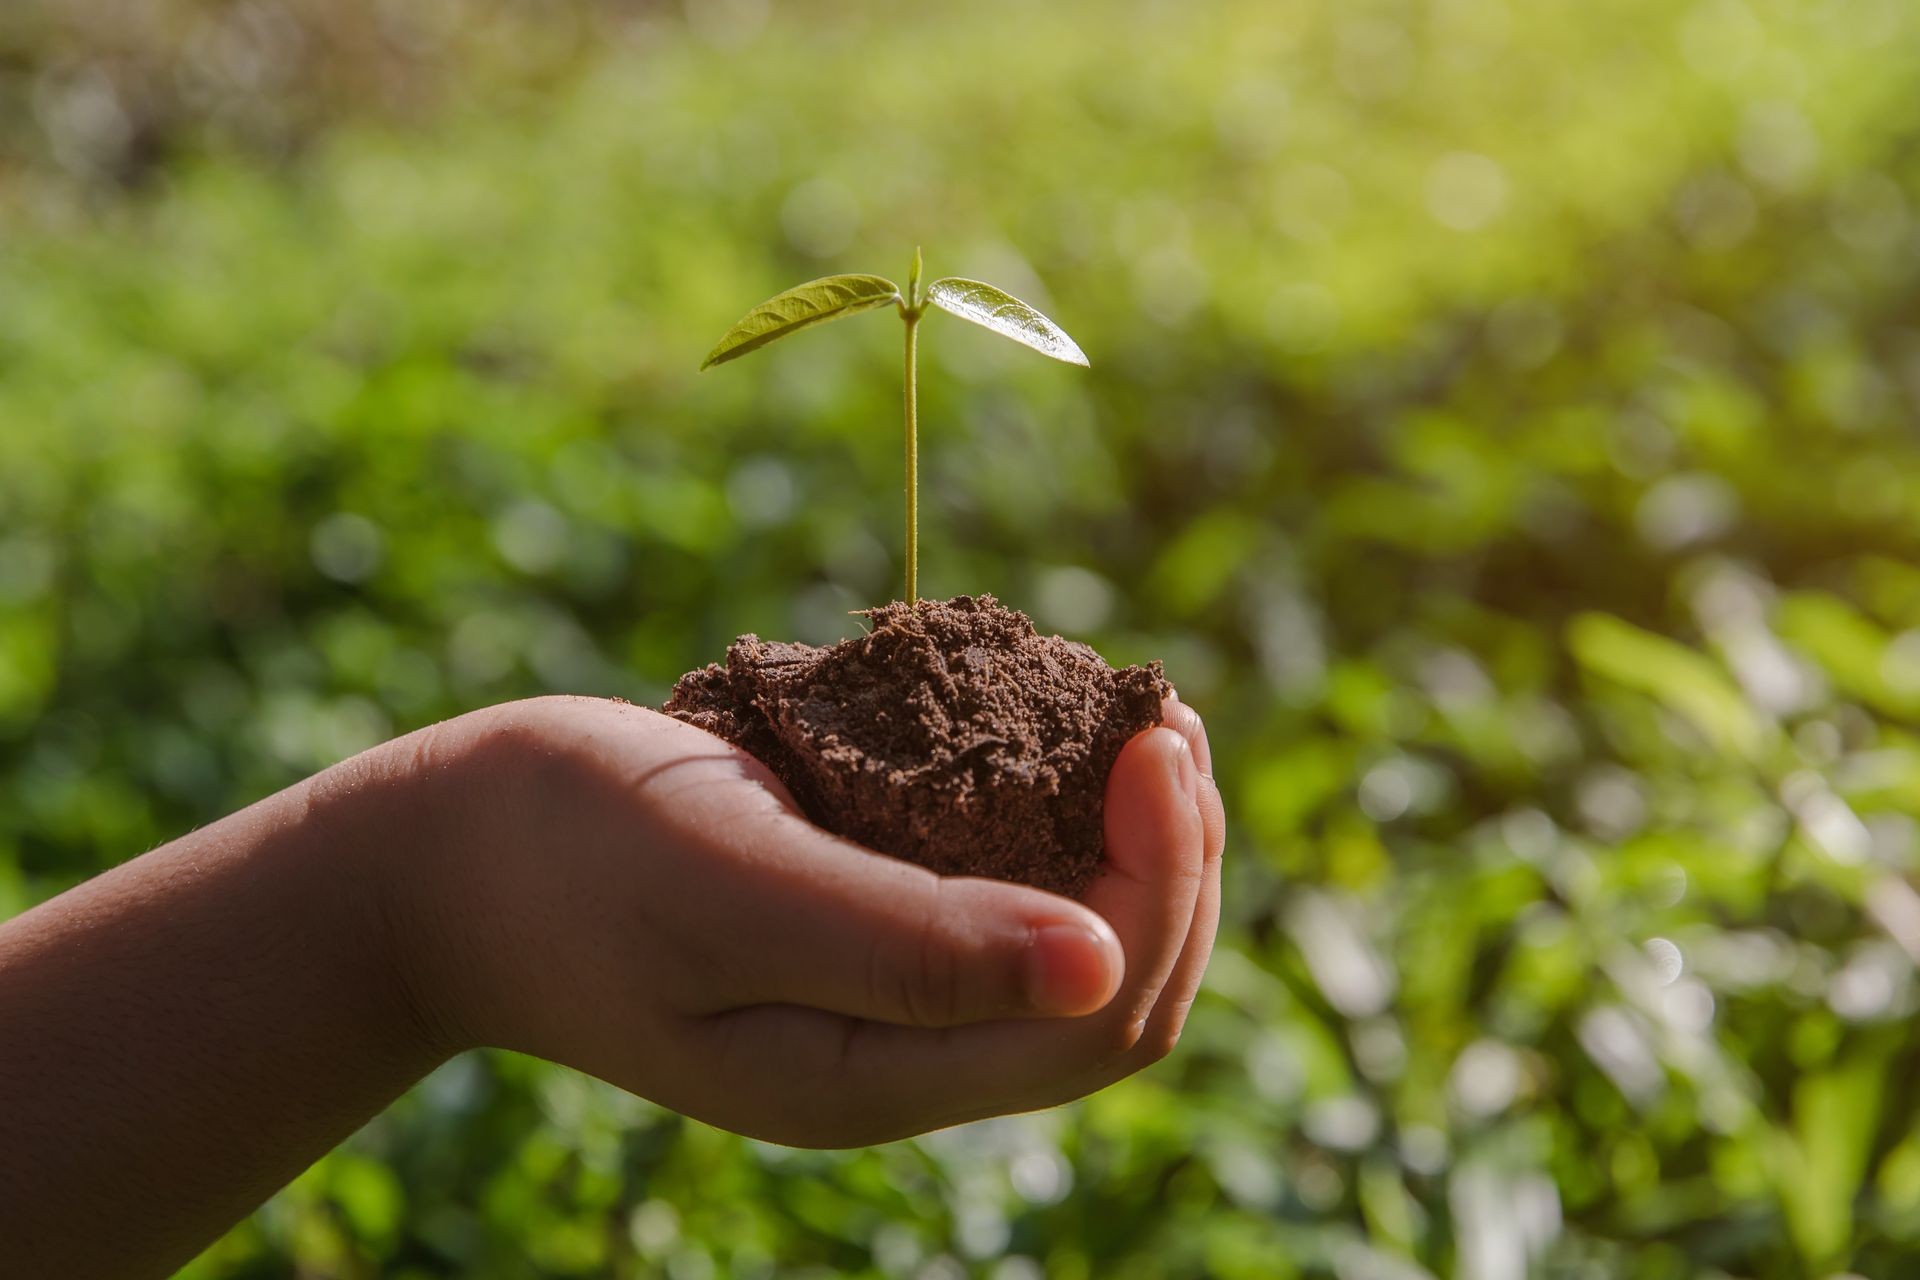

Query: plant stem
left=903, top=310, right=920, bottom=603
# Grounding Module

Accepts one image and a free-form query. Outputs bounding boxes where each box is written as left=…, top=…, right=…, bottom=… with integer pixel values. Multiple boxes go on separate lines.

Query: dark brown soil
left=664, top=594, right=1167, bottom=898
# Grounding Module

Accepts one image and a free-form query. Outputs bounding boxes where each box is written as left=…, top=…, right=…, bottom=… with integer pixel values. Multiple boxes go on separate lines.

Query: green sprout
left=701, top=248, right=1088, bottom=603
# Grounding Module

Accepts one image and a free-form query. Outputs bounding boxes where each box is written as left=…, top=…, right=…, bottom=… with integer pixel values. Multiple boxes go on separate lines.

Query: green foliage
left=1568, top=613, right=1768, bottom=761
left=6, top=0, right=1920, bottom=1276
left=700, top=274, right=902, bottom=370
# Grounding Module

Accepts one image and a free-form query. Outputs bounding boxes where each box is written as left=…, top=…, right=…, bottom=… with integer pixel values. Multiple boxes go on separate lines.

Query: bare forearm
left=0, top=743, right=449, bottom=1277
left=0, top=693, right=1223, bottom=1272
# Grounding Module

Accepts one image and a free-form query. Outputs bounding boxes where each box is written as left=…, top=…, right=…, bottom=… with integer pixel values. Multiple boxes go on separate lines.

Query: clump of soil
left=664, top=594, right=1167, bottom=898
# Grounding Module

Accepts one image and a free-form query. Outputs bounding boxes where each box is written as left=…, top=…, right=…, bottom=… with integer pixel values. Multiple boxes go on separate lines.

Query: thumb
left=719, top=809, right=1124, bottom=1028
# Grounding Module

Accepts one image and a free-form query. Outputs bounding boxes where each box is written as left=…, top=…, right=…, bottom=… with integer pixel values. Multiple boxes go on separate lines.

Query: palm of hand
left=424, top=695, right=1224, bottom=1148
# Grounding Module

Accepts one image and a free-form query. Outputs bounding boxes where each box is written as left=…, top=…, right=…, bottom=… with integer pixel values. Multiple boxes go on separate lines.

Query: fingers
left=1080, top=725, right=1209, bottom=1030
left=1076, top=699, right=1226, bottom=1081
left=688, top=802, right=1124, bottom=1028
left=1161, top=695, right=1226, bottom=865
left=1013, top=714, right=1223, bottom=1097
left=688, top=722, right=1214, bottom=1143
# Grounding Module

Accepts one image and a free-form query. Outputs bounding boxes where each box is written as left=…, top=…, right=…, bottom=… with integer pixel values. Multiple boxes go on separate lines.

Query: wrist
left=307, top=715, right=496, bottom=1065
left=348, top=700, right=607, bottom=1062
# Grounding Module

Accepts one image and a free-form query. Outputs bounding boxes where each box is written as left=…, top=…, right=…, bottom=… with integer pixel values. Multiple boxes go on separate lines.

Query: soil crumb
left=664, top=594, right=1167, bottom=897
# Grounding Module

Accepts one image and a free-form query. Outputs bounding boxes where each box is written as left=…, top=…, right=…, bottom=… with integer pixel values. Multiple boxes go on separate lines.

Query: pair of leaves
left=700, top=271, right=1088, bottom=369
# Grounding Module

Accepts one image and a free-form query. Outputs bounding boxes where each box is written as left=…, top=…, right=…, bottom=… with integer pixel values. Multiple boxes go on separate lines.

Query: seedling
left=701, top=248, right=1087, bottom=602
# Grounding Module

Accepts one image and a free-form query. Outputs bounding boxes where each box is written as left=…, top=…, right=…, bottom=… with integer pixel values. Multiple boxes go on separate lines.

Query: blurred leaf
left=700, top=274, right=900, bottom=369
left=925, top=277, right=1089, bottom=365
left=1776, top=591, right=1920, bottom=720
left=1148, top=510, right=1261, bottom=617
left=1242, top=742, right=1351, bottom=839
left=1567, top=613, right=1766, bottom=759
left=1774, top=1042, right=1893, bottom=1269
left=327, top=1154, right=405, bottom=1250
left=0, top=611, right=57, bottom=730
left=1855, top=555, right=1920, bottom=628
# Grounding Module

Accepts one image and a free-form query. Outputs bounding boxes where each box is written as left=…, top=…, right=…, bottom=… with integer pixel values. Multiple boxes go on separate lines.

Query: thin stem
left=903, top=312, right=920, bottom=603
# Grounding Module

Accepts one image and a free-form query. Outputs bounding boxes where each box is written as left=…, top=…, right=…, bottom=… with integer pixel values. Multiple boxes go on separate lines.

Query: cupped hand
left=392, top=693, right=1226, bottom=1147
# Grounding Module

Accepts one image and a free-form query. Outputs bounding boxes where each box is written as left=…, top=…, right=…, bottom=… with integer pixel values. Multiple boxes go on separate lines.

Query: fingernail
left=1172, top=737, right=1200, bottom=806
left=1190, top=720, right=1214, bottom=778
left=1026, top=922, right=1113, bottom=1015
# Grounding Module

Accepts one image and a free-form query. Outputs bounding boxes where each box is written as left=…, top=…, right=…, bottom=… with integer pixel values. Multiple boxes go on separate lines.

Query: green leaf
left=1776, top=590, right=1920, bottom=720
left=1566, top=612, right=1766, bottom=759
left=700, top=274, right=900, bottom=369
left=1774, top=1040, right=1893, bottom=1268
left=926, top=277, right=1089, bottom=366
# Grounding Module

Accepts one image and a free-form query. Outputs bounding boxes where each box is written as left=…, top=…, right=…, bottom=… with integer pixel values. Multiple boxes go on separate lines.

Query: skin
left=0, top=694, right=1226, bottom=1278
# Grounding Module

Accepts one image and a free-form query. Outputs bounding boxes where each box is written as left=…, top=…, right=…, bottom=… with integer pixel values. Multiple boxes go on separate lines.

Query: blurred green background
left=6, top=0, right=1920, bottom=1275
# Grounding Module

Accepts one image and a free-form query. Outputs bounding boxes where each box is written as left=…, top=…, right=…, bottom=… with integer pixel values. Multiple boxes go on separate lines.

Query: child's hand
left=0, top=690, right=1222, bottom=1270
left=390, top=694, right=1225, bottom=1147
